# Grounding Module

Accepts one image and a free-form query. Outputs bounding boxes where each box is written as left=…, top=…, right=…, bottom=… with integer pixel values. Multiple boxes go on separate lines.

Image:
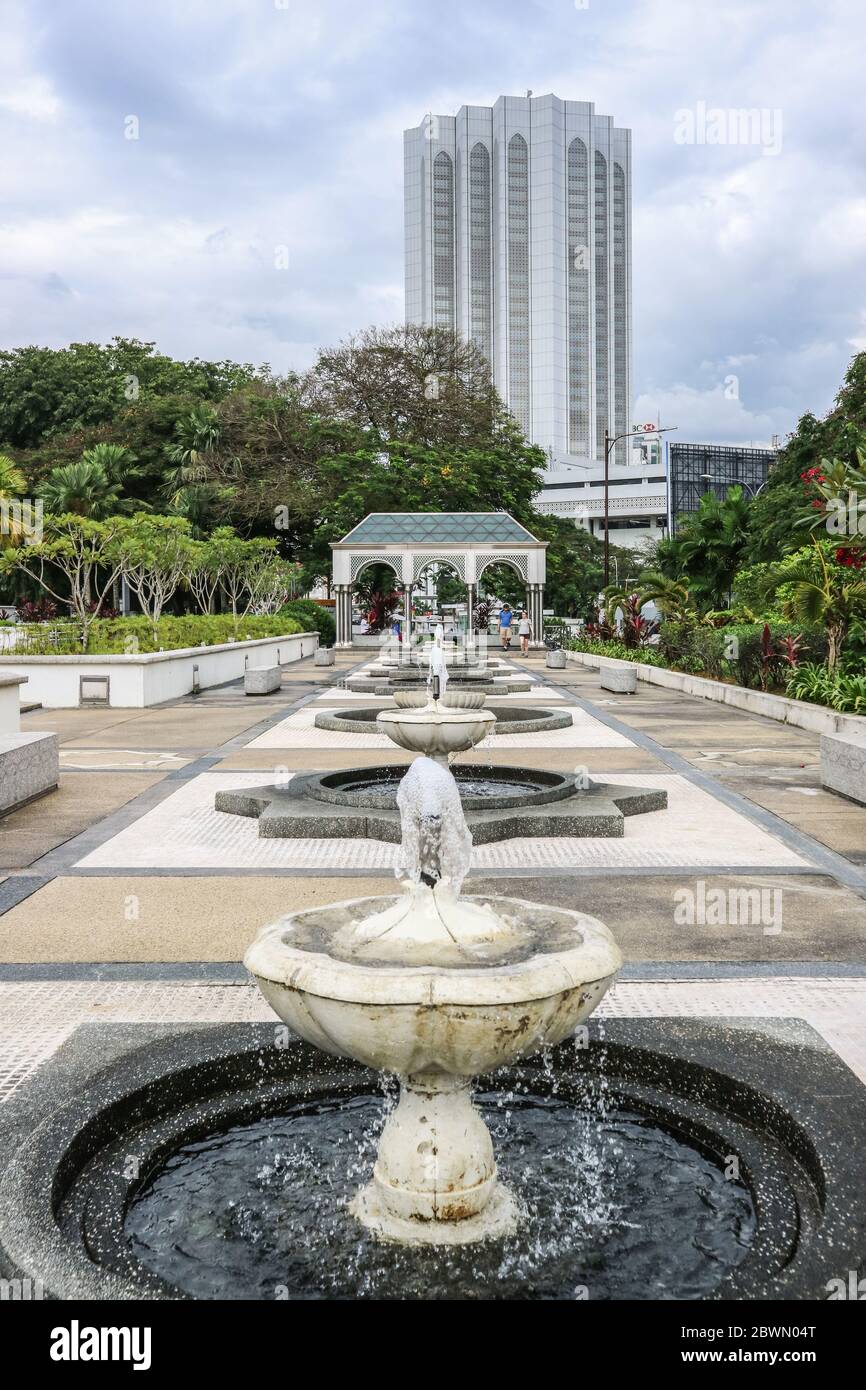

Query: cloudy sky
left=1, top=0, right=864, bottom=446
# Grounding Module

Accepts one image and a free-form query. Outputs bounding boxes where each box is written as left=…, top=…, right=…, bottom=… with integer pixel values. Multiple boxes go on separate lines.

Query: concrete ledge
left=566, top=649, right=866, bottom=739
left=0, top=732, right=59, bottom=816
left=0, top=632, right=318, bottom=708
left=821, top=731, right=866, bottom=805
left=0, top=675, right=27, bottom=734
left=244, top=665, right=281, bottom=696
left=600, top=665, right=638, bottom=694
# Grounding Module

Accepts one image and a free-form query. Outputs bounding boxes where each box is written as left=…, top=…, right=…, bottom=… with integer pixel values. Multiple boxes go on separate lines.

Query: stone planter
left=600, top=666, right=637, bottom=694
left=0, top=732, right=59, bottom=816
left=821, top=732, right=866, bottom=805
left=546, top=649, right=567, bottom=669
left=314, top=648, right=335, bottom=666
left=245, top=665, right=281, bottom=695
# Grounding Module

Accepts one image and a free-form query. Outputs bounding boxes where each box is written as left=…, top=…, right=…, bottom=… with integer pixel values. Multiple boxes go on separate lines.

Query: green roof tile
left=338, top=512, right=540, bottom=545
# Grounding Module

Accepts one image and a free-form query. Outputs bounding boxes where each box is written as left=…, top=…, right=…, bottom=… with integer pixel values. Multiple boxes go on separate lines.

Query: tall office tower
left=404, top=94, right=632, bottom=471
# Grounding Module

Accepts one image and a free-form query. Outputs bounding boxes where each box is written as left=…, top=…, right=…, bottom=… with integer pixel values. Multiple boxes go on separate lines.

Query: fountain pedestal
left=351, top=1073, right=519, bottom=1244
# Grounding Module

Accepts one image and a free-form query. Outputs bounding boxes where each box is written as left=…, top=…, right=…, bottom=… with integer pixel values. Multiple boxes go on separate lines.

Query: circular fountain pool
left=312, top=763, right=576, bottom=811
left=124, top=1086, right=755, bottom=1301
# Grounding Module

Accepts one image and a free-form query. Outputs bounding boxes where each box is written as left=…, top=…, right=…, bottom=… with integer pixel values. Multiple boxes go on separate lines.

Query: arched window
left=567, top=137, right=589, bottom=454
left=432, top=151, right=455, bottom=330
left=613, top=162, right=628, bottom=463
left=469, top=142, right=492, bottom=363
left=594, top=150, right=608, bottom=461
left=507, top=134, right=530, bottom=436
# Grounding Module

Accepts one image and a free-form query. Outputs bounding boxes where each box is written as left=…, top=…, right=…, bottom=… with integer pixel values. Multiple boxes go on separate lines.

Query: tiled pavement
left=1, top=645, right=864, bottom=1101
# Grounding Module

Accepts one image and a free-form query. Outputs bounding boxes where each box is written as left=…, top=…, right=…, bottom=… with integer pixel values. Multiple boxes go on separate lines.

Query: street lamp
left=700, top=473, right=769, bottom=500
left=602, top=425, right=677, bottom=587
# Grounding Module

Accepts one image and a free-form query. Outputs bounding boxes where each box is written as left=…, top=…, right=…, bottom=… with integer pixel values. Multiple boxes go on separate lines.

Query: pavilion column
left=335, top=585, right=352, bottom=648
left=465, top=582, right=475, bottom=657
left=400, top=584, right=412, bottom=660
left=526, top=584, right=545, bottom=649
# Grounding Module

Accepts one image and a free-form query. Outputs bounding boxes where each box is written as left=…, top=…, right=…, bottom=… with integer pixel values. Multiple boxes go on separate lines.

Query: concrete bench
left=545, top=649, right=567, bottom=669
left=600, top=665, right=638, bottom=694
left=0, top=732, right=59, bottom=816
left=244, top=664, right=281, bottom=696
left=314, top=648, right=335, bottom=667
left=821, top=731, right=866, bottom=805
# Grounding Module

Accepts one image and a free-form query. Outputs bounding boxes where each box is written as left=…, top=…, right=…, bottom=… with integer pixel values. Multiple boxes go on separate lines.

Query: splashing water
left=395, top=756, right=472, bottom=895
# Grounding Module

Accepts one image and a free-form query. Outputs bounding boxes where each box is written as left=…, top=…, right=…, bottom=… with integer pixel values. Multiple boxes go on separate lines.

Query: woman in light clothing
left=517, top=611, right=532, bottom=654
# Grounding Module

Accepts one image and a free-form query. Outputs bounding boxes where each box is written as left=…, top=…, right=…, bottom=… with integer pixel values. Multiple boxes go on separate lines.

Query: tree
left=0, top=338, right=260, bottom=449
left=205, top=527, right=280, bottom=639
left=741, top=351, right=866, bottom=566
left=117, top=515, right=194, bottom=642
left=163, top=405, right=225, bottom=533
left=40, top=445, right=141, bottom=520
left=657, top=486, right=752, bottom=610
left=0, top=515, right=126, bottom=649
left=762, top=539, right=866, bottom=671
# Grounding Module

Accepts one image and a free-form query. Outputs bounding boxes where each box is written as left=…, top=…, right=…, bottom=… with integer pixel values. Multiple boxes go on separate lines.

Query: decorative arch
left=350, top=554, right=403, bottom=584
left=413, top=552, right=466, bottom=583
left=477, top=553, right=528, bottom=584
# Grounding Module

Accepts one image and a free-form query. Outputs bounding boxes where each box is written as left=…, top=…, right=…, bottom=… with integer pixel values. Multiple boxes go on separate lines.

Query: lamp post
left=700, top=473, right=769, bottom=501
left=602, top=426, right=677, bottom=588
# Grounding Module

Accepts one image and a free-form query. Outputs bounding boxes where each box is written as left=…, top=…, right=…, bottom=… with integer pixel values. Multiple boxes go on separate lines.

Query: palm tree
left=665, top=487, right=752, bottom=610
left=768, top=541, right=866, bottom=671
left=163, top=406, right=223, bottom=533
left=634, top=570, right=695, bottom=623
left=41, top=444, right=142, bottom=521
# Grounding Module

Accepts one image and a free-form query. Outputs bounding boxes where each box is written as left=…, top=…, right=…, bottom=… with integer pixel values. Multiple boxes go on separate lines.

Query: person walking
left=498, top=602, right=513, bottom=650
left=517, top=610, right=532, bottom=655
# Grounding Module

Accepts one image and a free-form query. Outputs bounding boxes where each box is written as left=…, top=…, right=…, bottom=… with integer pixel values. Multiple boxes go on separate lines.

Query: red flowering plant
left=797, top=449, right=866, bottom=562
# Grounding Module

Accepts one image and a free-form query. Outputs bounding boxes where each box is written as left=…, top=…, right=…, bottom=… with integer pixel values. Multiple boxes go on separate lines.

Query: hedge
left=7, top=614, right=304, bottom=655
left=277, top=599, right=335, bottom=647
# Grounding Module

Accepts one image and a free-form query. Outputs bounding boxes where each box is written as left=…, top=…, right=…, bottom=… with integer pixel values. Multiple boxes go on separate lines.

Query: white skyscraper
left=404, top=93, right=633, bottom=474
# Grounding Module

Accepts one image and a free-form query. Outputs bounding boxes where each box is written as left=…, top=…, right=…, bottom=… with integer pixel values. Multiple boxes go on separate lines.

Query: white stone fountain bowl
left=376, top=705, right=496, bottom=757
left=392, top=690, right=430, bottom=708
left=245, top=895, right=621, bottom=1077
left=440, top=690, right=487, bottom=710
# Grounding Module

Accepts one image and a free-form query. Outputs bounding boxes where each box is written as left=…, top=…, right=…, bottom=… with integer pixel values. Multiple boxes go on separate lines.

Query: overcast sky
left=1, top=0, right=864, bottom=447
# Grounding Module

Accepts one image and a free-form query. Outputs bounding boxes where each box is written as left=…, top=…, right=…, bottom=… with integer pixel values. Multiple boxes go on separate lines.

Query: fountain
left=245, top=725, right=622, bottom=1244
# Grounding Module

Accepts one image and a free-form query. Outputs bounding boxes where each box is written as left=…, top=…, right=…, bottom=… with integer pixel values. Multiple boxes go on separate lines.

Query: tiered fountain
left=245, top=682, right=621, bottom=1243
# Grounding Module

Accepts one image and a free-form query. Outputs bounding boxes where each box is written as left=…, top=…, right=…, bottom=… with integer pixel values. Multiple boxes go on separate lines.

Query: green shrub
left=786, top=663, right=866, bottom=714
left=8, top=613, right=303, bottom=655
left=566, top=636, right=668, bottom=668
left=277, top=599, right=336, bottom=647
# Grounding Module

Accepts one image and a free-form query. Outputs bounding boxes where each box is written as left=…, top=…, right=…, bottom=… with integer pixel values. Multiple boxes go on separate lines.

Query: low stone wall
left=0, top=632, right=318, bottom=708
left=566, top=649, right=866, bottom=739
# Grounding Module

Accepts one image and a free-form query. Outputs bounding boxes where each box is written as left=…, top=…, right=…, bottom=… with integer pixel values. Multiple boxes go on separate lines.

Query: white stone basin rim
left=244, top=894, right=622, bottom=1006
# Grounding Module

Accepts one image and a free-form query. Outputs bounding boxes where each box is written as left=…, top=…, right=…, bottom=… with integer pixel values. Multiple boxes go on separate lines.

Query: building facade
left=404, top=94, right=633, bottom=475
left=668, top=443, right=777, bottom=535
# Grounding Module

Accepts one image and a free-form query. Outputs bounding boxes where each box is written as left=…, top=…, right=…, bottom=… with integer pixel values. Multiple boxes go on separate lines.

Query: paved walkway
left=0, top=643, right=864, bottom=1100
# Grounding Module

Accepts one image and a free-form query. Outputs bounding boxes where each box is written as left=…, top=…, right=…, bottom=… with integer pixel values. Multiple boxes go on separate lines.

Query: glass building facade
left=669, top=443, right=778, bottom=535
left=404, top=94, right=632, bottom=477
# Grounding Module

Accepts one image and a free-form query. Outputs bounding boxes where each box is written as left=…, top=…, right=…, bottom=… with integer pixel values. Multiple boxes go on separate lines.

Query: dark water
left=125, top=1088, right=755, bottom=1300
left=347, top=773, right=532, bottom=801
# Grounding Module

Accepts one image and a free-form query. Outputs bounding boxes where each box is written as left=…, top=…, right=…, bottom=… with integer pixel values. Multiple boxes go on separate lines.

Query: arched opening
left=351, top=560, right=402, bottom=637
left=412, top=560, right=467, bottom=643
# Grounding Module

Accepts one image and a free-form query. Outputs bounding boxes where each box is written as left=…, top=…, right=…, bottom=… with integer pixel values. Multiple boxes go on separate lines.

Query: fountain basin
left=214, top=767, right=667, bottom=841
left=376, top=703, right=496, bottom=758
left=315, top=703, right=572, bottom=732
left=4, top=1019, right=862, bottom=1298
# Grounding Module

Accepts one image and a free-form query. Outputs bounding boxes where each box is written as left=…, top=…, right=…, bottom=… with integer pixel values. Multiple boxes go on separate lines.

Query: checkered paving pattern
left=72, top=772, right=808, bottom=871
left=1, top=977, right=863, bottom=1102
